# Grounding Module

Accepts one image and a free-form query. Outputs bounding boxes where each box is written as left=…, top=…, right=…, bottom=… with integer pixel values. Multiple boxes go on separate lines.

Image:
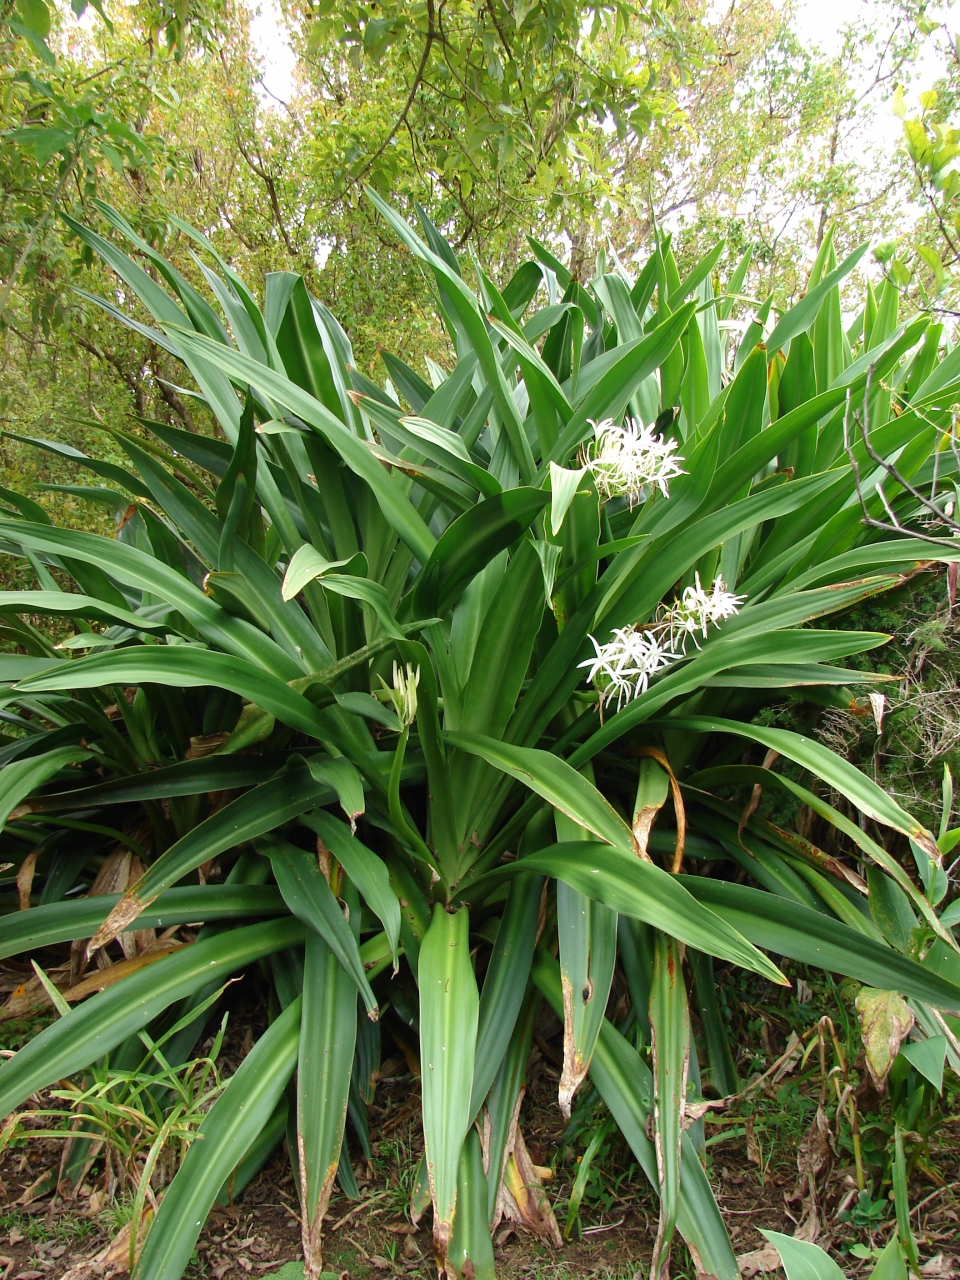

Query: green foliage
left=0, top=198, right=960, bottom=1280
left=289, top=0, right=694, bottom=226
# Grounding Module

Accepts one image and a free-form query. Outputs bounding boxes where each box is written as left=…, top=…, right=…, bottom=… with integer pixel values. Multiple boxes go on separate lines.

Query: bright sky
left=249, top=0, right=296, bottom=103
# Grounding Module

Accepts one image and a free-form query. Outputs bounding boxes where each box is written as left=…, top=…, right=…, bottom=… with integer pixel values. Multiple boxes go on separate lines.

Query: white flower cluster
left=578, top=626, right=680, bottom=711
left=666, top=574, right=744, bottom=649
left=582, top=417, right=685, bottom=507
left=579, top=574, right=745, bottom=712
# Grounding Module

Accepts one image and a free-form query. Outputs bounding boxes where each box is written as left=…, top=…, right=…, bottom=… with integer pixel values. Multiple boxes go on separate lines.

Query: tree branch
left=347, top=0, right=436, bottom=189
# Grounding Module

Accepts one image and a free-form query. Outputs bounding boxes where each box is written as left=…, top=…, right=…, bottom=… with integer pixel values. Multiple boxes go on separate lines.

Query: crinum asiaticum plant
left=0, top=196, right=960, bottom=1280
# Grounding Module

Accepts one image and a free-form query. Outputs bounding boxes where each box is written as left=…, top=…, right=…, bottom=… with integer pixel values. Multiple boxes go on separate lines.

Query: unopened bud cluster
left=379, top=661, right=420, bottom=728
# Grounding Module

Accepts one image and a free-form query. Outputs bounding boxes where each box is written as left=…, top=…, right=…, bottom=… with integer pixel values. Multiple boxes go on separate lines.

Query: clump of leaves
left=0, top=199, right=958, bottom=1280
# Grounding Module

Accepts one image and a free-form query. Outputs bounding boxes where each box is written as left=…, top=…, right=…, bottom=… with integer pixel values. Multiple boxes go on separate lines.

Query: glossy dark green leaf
left=0, top=885, right=285, bottom=960
left=413, top=490, right=549, bottom=617
left=680, top=879, right=960, bottom=1012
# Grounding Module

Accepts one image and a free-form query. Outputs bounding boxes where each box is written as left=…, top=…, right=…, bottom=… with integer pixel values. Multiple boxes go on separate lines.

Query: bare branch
left=843, top=364, right=960, bottom=550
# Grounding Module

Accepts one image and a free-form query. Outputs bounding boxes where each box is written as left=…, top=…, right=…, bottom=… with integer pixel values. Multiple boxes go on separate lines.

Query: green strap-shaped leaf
left=649, top=931, right=690, bottom=1279
left=395, top=637, right=459, bottom=873
left=258, top=835, right=378, bottom=1017
left=680, top=879, right=960, bottom=1013
left=597, top=471, right=837, bottom=632
left=448, top=1127, right=496, bottom=1280
left=780, top=539, right=960, bottom=594
left=658, top=715, right=940, bottom=859
left=365, top=189, right=536, bottom=484
left=419, top=905, right=479, bottom=1264
left=282, top=545, right=404, bottom=640
left=470, top=872, right=542, bottom=1118
left=476, top=842, right=784, bottom=983
left=0, top=591, right=166, bottom=632
left=92, top=764, right=334, bottom=949
left=29, top=755, right=285, bottom=811
left=121, top=436, right=332, bottom=671
left=557, top=876, right=617, bottom=1118
left=412, top=490, right=550, bottom=618
left=689, top=950, right=738, bottom=1095
left=448, top=541, right=547, bottom=855
left=687, top=763, right=943, bottom=938
left=0, top=654, right=69, bottom=683
left=0, top=917, right=305, bottom=1118
left=555, top=806, right=616, bottom=1119
left=758, top=1231, right=847, bottom=1280
left=301, top=810, right=400, bottom=969
left=303, top=757, right=365, bottom=830
left=447, top=732, right=635, bottom=853
left=765, top=243, right=869, bottom=354
left=164, top=327, right=437, bottom=565
left=0, top=885, right=286, bottom=961
left=297, top=931, right=357, bottom=1273
left=0, top=519, right=301, bottom=679
left=15, top=647, right=334, bottom=738
left=483, top=988, right=537, bottom=1223
left=569, top=612, right=893, bottom=766
left=357, top=396, right=500, bottom=496
left=706, top=386, right=848, bottom=511
left=550, top=304, right=698, bottom=467
left=0, top=745, right=89, bottom=833
left=487, top=317, right=573, bottom=418
left=548, top=462, right=589, bottom=537
left=137, top=997, right=302, bottom=1280
left=4, top=432, right=151, bottom=498
left=282, top=544, right=358, bottom=599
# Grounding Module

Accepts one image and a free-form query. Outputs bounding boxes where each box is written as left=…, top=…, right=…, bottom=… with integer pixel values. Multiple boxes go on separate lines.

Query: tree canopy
left=1, top=0, right=958, bottom=485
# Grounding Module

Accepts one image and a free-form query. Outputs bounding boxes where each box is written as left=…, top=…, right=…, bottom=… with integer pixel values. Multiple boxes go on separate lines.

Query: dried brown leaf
left=855, top=988, right=914, bottom=1093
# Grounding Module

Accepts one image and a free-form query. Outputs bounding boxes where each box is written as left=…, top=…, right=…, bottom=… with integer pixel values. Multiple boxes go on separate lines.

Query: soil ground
left=0, top=979, right=957, bottom=1280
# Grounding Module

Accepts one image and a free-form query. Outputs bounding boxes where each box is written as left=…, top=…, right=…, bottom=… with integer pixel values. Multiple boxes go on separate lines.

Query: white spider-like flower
left=665, top=574, right=744, bottom=649
left=583, top=417, right=685, bottom=507
left=578, top=626, right=680, bottom=711
left=579, top=575, right=745, bottom=713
